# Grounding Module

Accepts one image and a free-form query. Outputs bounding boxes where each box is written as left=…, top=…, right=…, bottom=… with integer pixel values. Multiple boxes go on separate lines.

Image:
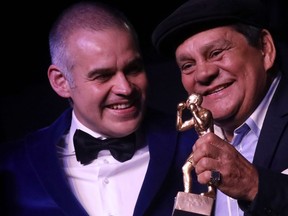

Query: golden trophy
left=172, top=93, right=220, bottom=216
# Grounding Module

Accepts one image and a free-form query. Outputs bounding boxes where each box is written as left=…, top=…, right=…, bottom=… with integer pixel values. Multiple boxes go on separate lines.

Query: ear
left=260, top=29, right=276, bottom=71
left=48, top=65, right=71, bottom=98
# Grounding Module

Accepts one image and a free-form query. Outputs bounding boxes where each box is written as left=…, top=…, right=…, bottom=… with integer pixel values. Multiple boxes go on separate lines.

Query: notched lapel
left=254, top=73, right=288, bottom=169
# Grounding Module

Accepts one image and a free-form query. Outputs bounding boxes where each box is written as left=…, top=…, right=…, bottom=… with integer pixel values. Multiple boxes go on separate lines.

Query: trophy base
left=172, top=192, right=214, bottom=216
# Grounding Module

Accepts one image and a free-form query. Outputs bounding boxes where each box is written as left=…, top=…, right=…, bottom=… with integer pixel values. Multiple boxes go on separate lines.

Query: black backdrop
left=1, top=0, right=287, bottom=143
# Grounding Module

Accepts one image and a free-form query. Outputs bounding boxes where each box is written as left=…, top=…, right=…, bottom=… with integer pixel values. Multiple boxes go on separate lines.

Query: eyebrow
left=177, top=38, right=231, bottom=61
left=200, top=39, right=231, bottom=53
left=86, top=56, right=143, bottom=77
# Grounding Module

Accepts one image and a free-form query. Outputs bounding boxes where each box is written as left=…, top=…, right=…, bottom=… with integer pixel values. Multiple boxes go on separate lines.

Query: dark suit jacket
left=240, top=71, right=288, bottom=216
left=0, top=107, right=203, bottom=216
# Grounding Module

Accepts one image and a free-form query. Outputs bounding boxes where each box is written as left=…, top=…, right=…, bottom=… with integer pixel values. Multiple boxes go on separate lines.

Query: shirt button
left=104, top=178, right=109, bottom=184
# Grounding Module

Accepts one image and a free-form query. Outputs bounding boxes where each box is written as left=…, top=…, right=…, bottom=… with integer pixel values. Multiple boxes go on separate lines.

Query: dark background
left=1, top=0, right=287, bottom=143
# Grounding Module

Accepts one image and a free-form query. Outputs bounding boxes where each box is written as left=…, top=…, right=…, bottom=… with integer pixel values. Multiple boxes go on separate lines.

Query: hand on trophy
left=174, top=93, right=260, bottom=216
left=192, top=132, right=258, bottom=201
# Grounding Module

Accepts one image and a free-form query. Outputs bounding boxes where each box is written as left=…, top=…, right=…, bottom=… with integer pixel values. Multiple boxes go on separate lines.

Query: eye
left=91, top=71, right=114, bottom=82
left=180, top=62, right=195, bottom=74
left=124, top=59, right=145, bottom=76
left=96, top=73, right=112, bottom=80
left=210, top=49, right=223, bottom=58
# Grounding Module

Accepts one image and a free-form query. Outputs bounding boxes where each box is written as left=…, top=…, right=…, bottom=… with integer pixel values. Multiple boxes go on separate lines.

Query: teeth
left=213, top=86, right=225, bottom=93
left=110, top=103, right=131, bottom=109
left=208, top=85, right=227, bottom=95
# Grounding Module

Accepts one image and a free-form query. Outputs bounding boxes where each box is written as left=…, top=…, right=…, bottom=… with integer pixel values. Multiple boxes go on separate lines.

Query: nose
left=194, top=62, right=219, bottom=84
left=112, top=72, right=133, bottom=95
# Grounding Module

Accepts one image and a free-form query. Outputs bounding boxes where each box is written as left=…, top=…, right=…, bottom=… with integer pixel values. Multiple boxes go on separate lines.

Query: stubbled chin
left=203, top=100, right=228, bottom=119
left=109, top=118, right=141, bottom=136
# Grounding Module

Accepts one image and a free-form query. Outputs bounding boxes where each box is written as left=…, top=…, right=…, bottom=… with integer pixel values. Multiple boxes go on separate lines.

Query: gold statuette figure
left=173, top=93, right=215, bottom=216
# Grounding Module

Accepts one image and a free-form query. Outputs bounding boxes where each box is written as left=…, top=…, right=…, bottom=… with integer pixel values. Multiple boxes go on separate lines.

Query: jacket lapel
left=27, top=109, right=89, bottom=215
left=133, top=110, right=179, bottom=215
left=253, top=72, right=288, bottom=169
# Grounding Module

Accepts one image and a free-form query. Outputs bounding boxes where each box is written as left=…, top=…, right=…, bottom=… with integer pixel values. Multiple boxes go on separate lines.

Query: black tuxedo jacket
left=246, top=71, right=288, bottom=215
left=0, top=108, right=204, bottom=216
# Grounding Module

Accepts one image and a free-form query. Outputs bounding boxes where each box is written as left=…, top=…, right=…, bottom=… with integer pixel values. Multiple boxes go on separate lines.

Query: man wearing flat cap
left=152, top=0, right=288, bottom=215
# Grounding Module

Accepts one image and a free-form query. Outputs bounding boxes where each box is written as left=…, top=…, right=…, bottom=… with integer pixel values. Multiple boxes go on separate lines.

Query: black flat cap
left=152, top=0, right=269, bottom=57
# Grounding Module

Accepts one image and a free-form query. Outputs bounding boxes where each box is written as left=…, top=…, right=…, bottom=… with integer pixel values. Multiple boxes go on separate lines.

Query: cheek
left=181, top=74, right=194, bottom=93
left=134, top=74, right=148, bottom=91
left=141, top=76, right=149, bottom=90
left=71, top=85, right=103, bottom=107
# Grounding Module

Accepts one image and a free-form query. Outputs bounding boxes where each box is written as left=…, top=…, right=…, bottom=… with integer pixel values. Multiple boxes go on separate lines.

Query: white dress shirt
left=60, top=112, right=150, bottom=216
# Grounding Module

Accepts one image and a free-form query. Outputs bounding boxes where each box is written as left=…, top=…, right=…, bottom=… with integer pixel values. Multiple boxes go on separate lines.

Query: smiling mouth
left=108, top=102, right=134, bottom=110
left=205, top=83, right=232, bottom=96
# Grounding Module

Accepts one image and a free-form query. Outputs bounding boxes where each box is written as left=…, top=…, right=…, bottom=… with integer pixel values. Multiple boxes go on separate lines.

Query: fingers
left=191, top=133, right=224, bottom=186
left=192, top=132, right=223, bottom=166
left=192, top=133, right=232, bottom=185
left=191, top=132, right=259, bottom=200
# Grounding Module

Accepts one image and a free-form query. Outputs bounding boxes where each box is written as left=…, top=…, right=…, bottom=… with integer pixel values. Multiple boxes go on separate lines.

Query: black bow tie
left=73, top=129, right=136, bottom=165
